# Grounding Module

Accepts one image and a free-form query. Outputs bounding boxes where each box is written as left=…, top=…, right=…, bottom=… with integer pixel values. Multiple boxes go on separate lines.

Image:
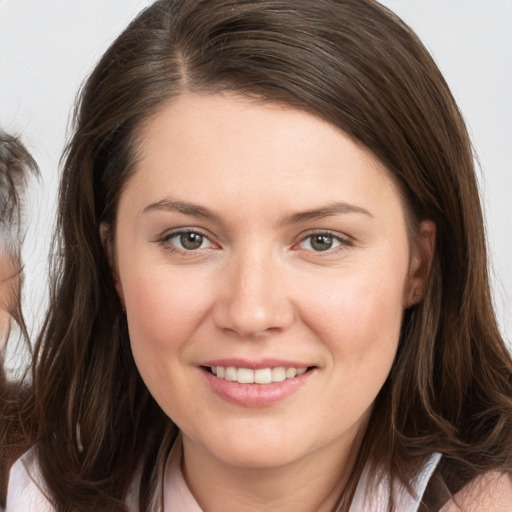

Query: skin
left=0, top=250, right=17, bottom=345
left=107, top=92, right=435, bottom=511
left=441, top=472, right=512, bottom=512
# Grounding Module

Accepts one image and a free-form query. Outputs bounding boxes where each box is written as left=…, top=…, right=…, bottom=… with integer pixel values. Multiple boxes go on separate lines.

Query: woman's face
left=111, top=93, right=433, bottom=471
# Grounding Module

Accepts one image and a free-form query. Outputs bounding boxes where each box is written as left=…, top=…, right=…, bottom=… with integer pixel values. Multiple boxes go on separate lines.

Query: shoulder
left=440, top=471, right=512, bottom=512
left=5, top=449, right=55, bottom=512
left=6, top=448, right=141, bottom=512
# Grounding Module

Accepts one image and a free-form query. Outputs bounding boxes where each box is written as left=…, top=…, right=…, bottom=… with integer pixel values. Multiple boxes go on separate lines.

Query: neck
left=181, top=427, right=365, bottom=512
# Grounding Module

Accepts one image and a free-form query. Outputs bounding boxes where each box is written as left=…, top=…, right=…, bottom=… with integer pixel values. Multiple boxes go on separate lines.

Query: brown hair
left=0, top=131, right=38, bottom=506
left=29, top=1, right=512, bottom=511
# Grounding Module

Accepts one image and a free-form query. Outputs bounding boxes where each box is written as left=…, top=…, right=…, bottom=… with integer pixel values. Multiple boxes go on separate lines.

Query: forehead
left=121, top=92, right=408, bottom=227
left=136, top=93, right=388, bottom=178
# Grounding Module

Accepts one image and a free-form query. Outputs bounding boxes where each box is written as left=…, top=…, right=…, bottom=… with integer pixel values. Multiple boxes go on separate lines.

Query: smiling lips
left=202, top=361, right=314, bottom=406
left=211, top=366, right=308, bottom=384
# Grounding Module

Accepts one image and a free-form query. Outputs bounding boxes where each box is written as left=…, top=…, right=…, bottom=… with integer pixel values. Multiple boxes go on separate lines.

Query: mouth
left=200, top=363, right=316, bottom=407
left=203, top=365, right=314, bottom=384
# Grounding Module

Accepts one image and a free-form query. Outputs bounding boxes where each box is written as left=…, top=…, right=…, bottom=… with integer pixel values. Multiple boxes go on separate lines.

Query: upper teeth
left=211, top=366, right=307, bottom=384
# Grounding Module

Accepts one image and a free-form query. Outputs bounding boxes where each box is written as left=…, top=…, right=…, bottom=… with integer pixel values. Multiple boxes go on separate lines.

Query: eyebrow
left=143, top=199, right=372, bottom=224
left=281, top=202, right=373, bottom=225
left=143, top=200, right=222, bottom=223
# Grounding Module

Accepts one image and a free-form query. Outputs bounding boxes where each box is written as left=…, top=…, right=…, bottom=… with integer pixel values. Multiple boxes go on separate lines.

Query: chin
left=195, top=420, right=318, bottom=469
left=217, top=442, right=304, bottom=470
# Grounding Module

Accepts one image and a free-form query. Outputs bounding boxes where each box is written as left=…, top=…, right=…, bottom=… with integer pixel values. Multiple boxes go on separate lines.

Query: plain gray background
left=1, top=1, right=511, bottom=357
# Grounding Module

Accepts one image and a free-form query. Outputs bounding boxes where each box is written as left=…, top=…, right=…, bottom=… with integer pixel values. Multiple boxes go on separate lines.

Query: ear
left=405, top=220, right=436, bottom=308
left=99, top=222, right=126, bottom=310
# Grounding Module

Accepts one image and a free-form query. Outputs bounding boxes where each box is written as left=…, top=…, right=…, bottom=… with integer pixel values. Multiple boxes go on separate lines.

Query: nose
left=212, top=249, right=295, bottom=338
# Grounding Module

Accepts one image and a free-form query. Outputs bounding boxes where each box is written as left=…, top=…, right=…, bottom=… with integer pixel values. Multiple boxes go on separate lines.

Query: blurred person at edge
left=5, top=1, right=512, bottom=511
left=0, top=130, right=38, bottom=509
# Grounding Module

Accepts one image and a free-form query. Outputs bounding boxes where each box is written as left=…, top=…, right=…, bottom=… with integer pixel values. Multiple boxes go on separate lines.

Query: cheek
left=121, top=266, right=214, bottom=420
left=302, top=271, right=405, bottom=422
left=122, top=264, right=212, bottom=356
left=297, top=264, right=406, bottom=365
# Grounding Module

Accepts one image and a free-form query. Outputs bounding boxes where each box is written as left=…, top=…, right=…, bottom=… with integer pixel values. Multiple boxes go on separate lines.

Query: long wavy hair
left=0, top=130, right=38, bottom=506
left=29, top=1, right=512, bottom=511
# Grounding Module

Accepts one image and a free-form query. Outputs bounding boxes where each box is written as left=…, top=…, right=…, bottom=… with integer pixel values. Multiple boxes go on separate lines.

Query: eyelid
left=293, top=229, right=353, bottom=253
left=157, top=227, right=220, bottom=252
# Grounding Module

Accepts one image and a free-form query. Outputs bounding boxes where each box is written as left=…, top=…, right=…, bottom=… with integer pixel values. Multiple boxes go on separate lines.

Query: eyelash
left=157, top=228, right=217, bottom=254
left=294, top=230, right=352, bottom=254
left=157, top=228, right=352, bottom=255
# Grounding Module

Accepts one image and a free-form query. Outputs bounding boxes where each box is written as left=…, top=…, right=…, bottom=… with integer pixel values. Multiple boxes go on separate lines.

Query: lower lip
left=201, top=368, right=313, bottom=407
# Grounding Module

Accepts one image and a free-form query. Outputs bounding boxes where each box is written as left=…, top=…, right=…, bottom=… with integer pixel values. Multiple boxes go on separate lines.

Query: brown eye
left=162, top=230, right=214, bottom=252
left=180, top=232, right=204, bottom=250
left=310, top=234, right=334, bottom=251
left=298, top=233, right=345, bottom=252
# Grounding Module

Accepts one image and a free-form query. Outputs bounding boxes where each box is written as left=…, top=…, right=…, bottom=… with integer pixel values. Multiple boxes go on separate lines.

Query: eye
left=163, top=230, right=215, bottom=251
left=298, top=232, right=346, bottom=252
